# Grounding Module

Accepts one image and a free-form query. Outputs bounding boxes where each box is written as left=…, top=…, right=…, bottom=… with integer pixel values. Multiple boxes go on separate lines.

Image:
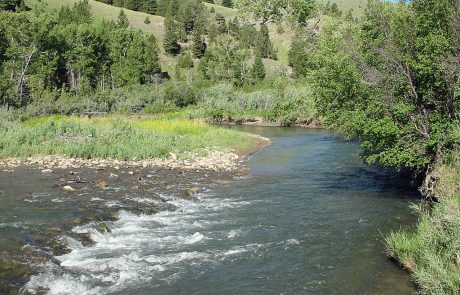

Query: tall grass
left=0, top=116, right=251, bottom=160
left=386, top=196, right=460, bottom=295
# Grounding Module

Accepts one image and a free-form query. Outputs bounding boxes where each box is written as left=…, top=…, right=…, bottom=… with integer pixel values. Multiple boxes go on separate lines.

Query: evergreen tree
left=144, top=16, right=151, bottom=24
left=191, top=10, right=207, bottom=58
left=192, top=30, right=207, bottom=58
left=287, top=31, right=310, bottom=77
left=163, top=16, right=181, bottom=55
left=0, top=0, right=24, bottom=11
left=251, top=53, right=266, bottom=82
left=256, top=24, right=276, bottom=60
left=144, top=0, right=157, bottom=15
left=74, top=0, right=93, bottom=24
left=222, top=0, right=233, bottom=8
left=117, top=9, right=129, bottom=28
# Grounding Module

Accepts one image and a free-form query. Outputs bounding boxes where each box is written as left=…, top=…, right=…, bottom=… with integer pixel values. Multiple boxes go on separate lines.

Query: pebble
left=96, top=181, right=108, bottom=188
left=63, top=185, right=75, bottom=193
left=41, top=169, right=54, bottom=174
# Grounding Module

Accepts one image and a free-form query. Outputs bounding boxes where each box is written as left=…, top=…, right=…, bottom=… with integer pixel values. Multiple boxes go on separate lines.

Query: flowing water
left=1, top=127, right=417, bottom=294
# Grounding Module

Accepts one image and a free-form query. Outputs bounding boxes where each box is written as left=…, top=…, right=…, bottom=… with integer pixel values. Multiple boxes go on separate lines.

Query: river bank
left=1, top=126, right=418, bottom=294
left=385, top=155, right=460, bottom=295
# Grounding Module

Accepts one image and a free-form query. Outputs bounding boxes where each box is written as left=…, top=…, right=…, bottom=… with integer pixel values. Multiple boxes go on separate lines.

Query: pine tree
left=222, top=0, right=233, bottom=8
left=144, top=0, right=157, bottom=15
left=191, top=10, right=207, bottom=58
left=117, top=9, right=129, bottom=28
left=256, top=24, right=276, bottom=60
left=251, top=54, right=266, bottom=83
left=163, top=16, right=181, bottom=55
left=0, top=0, right=24, bottom=11
left=192, top=30, right=207, bottom=58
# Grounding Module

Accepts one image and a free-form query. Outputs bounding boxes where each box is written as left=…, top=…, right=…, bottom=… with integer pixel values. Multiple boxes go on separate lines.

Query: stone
left=97, top=181, right=108, bottom=188
left=185, top=187, right=199, bottom=196
left=109, top=172, right=118, bottom=178
left=63, top=185, right=75, bottom=193
left=41, top=169, right=54, bottom=174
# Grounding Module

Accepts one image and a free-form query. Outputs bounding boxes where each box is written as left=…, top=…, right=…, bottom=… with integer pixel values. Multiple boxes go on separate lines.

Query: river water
left=2, top=127, right=416, bottom=294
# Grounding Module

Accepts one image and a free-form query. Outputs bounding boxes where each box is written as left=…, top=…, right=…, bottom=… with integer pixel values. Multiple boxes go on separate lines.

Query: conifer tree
left=163, top=15, right=181, bottom=55
left=251, top=53, right=266, bottom=82
left=191, top=11, right=207, bottom=58
left=117, top=9, right=129, bottom=28
left=256, top=24, right=276, bottom=60
left=144, top=0, right=157, bottom=15
left=222, top=0, right=233, bottom=8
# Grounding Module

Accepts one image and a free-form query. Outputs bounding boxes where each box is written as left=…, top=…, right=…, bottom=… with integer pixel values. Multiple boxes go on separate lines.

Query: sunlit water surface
left=16, top=127, right=416, bottom=294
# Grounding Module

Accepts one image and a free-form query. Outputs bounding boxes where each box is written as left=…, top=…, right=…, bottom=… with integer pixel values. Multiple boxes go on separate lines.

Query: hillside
left=25, top=0, right=166, bottom=39
left=321, top=0, right=367, bottom=16
left=24, top=0, right=289, bottom=73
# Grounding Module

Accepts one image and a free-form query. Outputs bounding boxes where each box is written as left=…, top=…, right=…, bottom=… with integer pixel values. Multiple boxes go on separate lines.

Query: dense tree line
left=0, top=0, right=161, bottom=108
left=288, top=0, right=460, bottom=174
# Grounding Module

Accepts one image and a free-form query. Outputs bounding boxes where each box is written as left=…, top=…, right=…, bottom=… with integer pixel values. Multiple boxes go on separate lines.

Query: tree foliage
left=306, top=0, right=460, bottom=172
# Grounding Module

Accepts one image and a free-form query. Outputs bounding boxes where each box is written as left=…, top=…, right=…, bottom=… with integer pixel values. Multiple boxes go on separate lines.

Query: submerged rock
left=96, top=181, right=108, bottom=188
left=63, top=185, right=75, bottom=193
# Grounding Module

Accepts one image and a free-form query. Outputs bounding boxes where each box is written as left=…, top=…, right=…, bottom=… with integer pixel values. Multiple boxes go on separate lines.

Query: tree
left=117, top=9, right=129, bottom=28
left=163, top=15, right=180, bottom=55
left=288, top=30, right=312, bottom=77
left=256, top=24, right=276, bottom=59
left=144, top=16, right=151, bottom=24
left=235, top=0, right=314, bottom=24
left=251, top=53, right=266, bottom=82
left=144, top=0, right=157, bottom=14
left=222, top=0, right=233, bottom=8
left=0, top=0, right=24, bottom=11
left=191, top=10, right=207, bottom=58
left=308, top=0, right=460, bottom=172
left=200, top=34, right=250, bottom=85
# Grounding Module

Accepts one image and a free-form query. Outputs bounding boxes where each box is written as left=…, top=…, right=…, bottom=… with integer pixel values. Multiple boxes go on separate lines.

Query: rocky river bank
left=0, top=136, right=270, bottom=294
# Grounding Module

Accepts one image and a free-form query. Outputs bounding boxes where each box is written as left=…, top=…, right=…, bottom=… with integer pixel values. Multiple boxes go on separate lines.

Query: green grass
left=25, top=0, right=165, bottom=39
left=385, top=144, right=460, bottom=295
left=321, top=0, right=367, bottom=17
left=386, top=197, right=460, bottom=295
left=0, top=115, right=251, bottom=160
left=204, top=2, right=237, bottom=18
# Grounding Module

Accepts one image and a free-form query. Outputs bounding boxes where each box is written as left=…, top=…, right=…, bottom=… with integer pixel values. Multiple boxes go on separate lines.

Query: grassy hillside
left=25, top=0, right=165, bottom=39
left=322, top=0, right=367, bottom=16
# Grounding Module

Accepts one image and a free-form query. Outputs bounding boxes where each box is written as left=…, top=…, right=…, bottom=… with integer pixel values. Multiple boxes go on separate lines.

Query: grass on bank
left=386, top=147, right=460, bottom=295
left=386, top=195, right=460, bottom=295
left=0, top=115, right=251, bottom=160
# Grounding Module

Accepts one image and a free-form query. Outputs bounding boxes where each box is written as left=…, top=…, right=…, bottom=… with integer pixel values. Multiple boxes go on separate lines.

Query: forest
left=0, top=0, right=459, bottom=294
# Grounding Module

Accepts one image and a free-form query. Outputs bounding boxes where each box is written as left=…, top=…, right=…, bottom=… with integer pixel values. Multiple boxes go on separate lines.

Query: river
left=1, top=127, right=416, bottom=294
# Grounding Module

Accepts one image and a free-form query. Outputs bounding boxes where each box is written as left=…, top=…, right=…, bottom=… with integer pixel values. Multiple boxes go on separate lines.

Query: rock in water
left=63, top=185, right=75, bottom=193
left=185, top=187, right=199, bottom=196
left=41, top=169, right=54, bottom=174
left=97, top=181, right=108, bottom=188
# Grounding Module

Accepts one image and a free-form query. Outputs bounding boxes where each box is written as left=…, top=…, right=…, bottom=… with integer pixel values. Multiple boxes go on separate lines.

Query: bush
left=162, top=82, right=197, bottom=108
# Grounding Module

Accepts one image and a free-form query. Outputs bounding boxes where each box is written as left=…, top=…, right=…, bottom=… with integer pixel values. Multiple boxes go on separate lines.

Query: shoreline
left=0, top=134, right=271, bottom=172
left=209, top=117, right=323, bottom=129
